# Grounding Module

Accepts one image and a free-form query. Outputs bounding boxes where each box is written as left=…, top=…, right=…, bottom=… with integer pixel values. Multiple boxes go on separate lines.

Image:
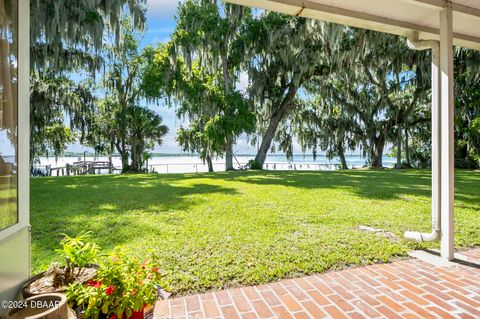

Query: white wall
left=0, top=228, right=30, bottom=315
left=0, top=0, right=30, bottom=315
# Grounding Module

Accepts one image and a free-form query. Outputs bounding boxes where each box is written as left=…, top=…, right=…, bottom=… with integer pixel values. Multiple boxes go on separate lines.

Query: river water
left=35, top=154, right=396, bottom=174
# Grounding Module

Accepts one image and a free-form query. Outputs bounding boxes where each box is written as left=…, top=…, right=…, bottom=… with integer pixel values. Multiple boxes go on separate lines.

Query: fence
left=148, top=162, right=342, bottom=174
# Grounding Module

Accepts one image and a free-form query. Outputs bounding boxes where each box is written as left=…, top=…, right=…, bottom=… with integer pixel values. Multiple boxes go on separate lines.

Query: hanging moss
left=30, top=0, right=147, bottom=161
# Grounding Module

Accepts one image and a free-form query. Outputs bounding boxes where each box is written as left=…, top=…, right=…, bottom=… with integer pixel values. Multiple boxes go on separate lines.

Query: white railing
left=32, top=161, right=344, bottom=177
left=148, top=162, right=342, bottom=174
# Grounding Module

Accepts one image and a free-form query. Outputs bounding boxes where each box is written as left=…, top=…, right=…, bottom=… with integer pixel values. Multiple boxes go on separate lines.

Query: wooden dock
left=32, top=161, right=120, bottom=177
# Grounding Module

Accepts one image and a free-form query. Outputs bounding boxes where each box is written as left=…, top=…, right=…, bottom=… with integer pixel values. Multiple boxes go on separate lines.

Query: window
left=0, top=0, right=18, bottom=230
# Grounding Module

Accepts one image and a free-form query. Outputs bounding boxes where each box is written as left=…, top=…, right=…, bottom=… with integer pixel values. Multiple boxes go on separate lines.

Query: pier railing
left=31, top=161, right=119, bottom=177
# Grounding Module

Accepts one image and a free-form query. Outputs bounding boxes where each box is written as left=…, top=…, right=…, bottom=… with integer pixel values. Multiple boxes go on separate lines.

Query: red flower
left=105, top=285, right=116, bottom=295
left=109, top=315, right=117, bottom=319
left=152, top=267, right=159, bottom=273
left=131, top=288, right=139, bottom=296
left=87, top=280, right=102, bottom=288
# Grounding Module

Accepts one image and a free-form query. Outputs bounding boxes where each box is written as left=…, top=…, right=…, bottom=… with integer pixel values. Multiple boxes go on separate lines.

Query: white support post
left=431, top=42, right=441, bottom=240
left=439, top=4, right=455, bottom=261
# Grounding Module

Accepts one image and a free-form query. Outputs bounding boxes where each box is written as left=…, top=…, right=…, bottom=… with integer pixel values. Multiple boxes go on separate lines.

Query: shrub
left=247, top=160, right=263, bottom=170
left=66, top=248, right=163, bottom=319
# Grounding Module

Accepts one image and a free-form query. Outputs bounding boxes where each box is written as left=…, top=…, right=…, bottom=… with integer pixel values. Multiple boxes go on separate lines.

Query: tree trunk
left=338, top=143, right=348, bottom=170
left=115, top=141, right=130, bottom=173
left=396, top=127, right=402, bottom=168
left=130, top=154, right=137, bottom=172
left=225, top=137, right=234, bottom=171
left=120, top=152, right=129, bottom=173
left=404, top=127, right=410, bottom=165
left=254, top=88, right=297, bottom=168
left=254, top=112, right=283, bottom=168
left=370, top=134, right=385, bottom=168
left=130, top=145, right=142, bottom=173
left=206, top=155, right=214, bottom=173
left=222, top=53, right=235, bottom=172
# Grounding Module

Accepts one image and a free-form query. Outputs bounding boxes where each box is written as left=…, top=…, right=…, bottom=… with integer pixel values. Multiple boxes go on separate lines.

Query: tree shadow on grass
left=33, top=174, right=239, bottom=211
left=207, top=169, right=480, bottom=206
left=30, top=174, right=239, bottom=267
left=216, top=169, right=433, bottom=201
left=29, top=170, right=480, bottom=271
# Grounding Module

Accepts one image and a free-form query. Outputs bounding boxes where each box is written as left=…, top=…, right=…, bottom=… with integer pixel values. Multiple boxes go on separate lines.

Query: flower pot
left=123, top=304, right=151, bottom=319
left=7, top=293, right=75, bottom=319
left=106, top=306, right=148, bottom=319
left=126, top=309, right=144, bottom=319
left=23, top=265, right=98, bottom=298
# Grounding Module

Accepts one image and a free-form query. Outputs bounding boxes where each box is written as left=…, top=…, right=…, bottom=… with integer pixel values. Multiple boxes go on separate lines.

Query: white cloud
left=147, top=0, right=180, bottom=18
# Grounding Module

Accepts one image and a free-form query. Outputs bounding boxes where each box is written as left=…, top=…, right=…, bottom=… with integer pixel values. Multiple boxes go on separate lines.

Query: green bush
left=57, top=231, right=100, bottom=269
left=247, top=160, right=263, bottom=170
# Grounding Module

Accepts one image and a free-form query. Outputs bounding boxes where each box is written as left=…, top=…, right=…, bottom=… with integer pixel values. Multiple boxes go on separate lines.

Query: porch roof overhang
left=226, top=0, right=480, bottom=50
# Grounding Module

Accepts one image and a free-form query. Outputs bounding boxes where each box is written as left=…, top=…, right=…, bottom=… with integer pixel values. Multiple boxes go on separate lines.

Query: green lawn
left=1, top=176, right=17, bottom=230
left=31, top=170, right=480, bottom=295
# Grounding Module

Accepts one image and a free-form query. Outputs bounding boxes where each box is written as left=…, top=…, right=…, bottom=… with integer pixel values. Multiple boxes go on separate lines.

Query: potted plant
left=66, top=248, right=164, bottom=319
left=7, top=293, right=76, bottom=319
left=23, top=232, right=100, bottom=297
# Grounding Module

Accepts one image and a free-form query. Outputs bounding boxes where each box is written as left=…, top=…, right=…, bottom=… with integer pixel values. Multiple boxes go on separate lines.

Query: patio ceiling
left=226, top=0, right=480, bottom=50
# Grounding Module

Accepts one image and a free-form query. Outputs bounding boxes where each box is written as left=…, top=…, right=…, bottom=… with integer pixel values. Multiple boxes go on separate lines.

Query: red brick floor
left=153, top=248, right=480, bottom=318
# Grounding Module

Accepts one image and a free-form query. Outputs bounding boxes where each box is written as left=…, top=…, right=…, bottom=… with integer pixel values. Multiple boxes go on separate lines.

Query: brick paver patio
left=154, top=248, right=480, bottom=318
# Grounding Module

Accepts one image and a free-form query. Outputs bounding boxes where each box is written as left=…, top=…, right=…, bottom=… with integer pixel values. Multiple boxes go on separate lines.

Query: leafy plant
left=66, top=248, right=163, bottom=319
left=56, top=231, right=100, bottom=283
left=247, top=160, right=263, bottom=170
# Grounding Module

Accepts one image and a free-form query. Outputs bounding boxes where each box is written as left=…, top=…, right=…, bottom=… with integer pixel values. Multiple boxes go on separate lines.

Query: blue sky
left=137, top=0, right=182, bottom=153
left=143, top=0, right=178, bottom=46
left=69, top=0, right=183, bottom=154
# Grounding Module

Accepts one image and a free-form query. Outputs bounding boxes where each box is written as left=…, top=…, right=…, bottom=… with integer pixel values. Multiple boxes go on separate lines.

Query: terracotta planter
left=7, top=293, right=75, bottom=319
left=107, top=305, right=148, bottom=319
left=22, top=265, right=98, bottom=298
left=124, top=309, right=144, bottom=319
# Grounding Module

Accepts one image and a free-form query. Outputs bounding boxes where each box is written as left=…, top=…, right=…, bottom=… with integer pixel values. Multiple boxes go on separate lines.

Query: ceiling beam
left=301, top=0, right=438, bottom=34
left=226, top=0, right=480, bottom=50
left=301, top=0, right=480, bottom=50
left=399, top=0, right=480, bottom=18
left=451, top=2, right=480, bottom=19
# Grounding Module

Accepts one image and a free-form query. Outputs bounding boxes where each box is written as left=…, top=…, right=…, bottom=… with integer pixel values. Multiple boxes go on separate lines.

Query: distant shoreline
left=33, top=154, right=396, bottom=175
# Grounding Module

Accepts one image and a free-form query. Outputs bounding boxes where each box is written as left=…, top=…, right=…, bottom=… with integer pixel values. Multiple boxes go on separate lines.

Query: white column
left=18, top=0, right=30, bottom=229
left=439, top=4, right=455, bottom=260
left=431, top=43, right=441, bottom=238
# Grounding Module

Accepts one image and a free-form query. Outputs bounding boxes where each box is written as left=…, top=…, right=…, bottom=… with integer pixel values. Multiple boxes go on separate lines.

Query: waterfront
left=34, top=154, right=396, bottom=175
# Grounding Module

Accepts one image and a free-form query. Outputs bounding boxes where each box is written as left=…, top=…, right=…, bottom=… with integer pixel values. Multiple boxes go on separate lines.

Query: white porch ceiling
left=226, top=0, right=480, bottom=50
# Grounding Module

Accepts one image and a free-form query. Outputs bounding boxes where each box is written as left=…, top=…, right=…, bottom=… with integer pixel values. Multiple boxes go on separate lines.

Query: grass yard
left=0, top=176, right=17, bottom=230
left=31, top=170, right=480, bottom=295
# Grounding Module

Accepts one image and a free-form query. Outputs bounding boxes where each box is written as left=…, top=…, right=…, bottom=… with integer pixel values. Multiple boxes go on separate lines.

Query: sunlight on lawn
left=30, top=170, right=480, bottom=295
